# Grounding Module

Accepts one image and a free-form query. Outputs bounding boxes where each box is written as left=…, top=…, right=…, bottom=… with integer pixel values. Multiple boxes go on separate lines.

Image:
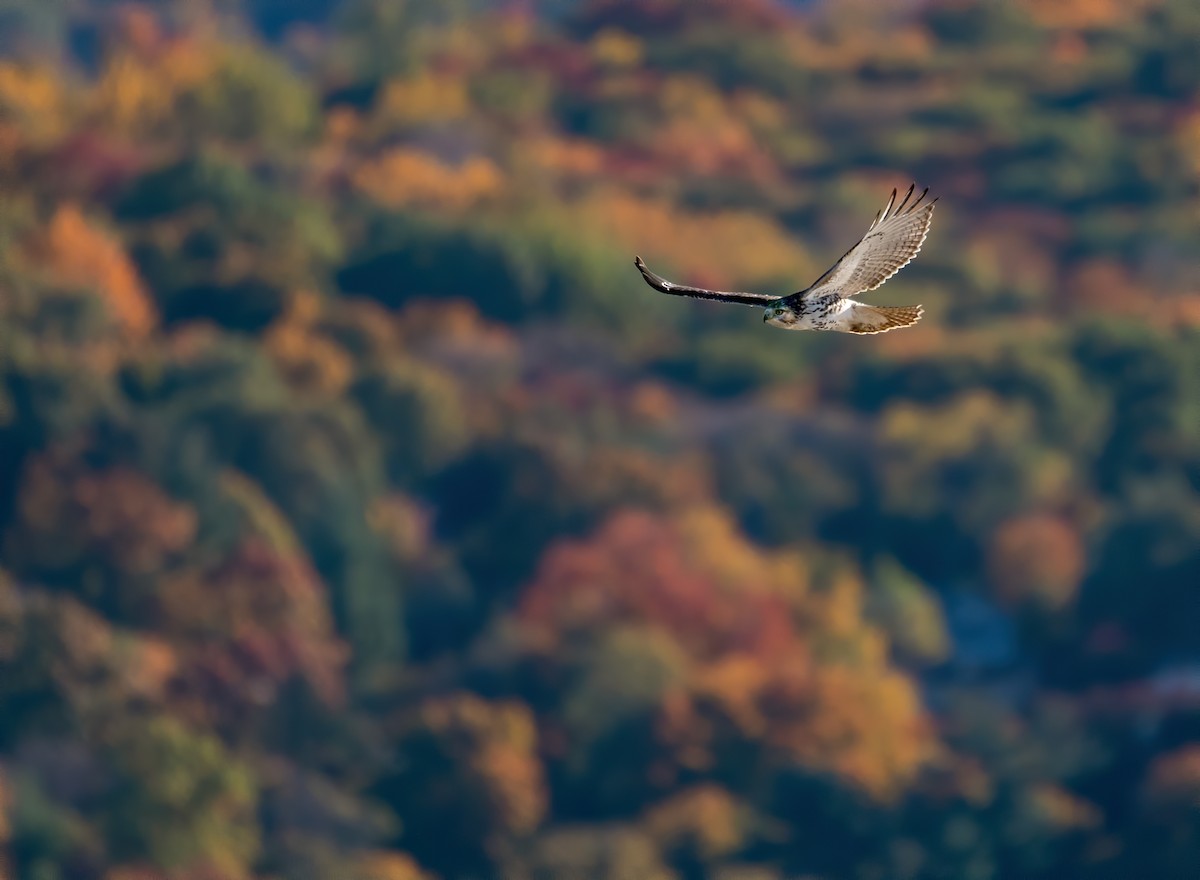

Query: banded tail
left=841, top=302, right=924, bottom=335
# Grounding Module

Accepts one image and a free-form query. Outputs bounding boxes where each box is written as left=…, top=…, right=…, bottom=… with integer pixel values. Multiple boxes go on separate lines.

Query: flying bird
left=634, top=184, right=936, bottom=334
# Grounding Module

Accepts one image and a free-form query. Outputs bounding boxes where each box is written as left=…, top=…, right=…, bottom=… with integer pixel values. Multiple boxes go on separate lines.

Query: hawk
left=634, top=184, right=936, bottom=334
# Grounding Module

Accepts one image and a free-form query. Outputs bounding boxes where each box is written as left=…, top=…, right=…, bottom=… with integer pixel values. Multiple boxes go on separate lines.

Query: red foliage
left=6, top=450, right=196, bottom=580
left=518, top=508, right=799, bottom=662
left=160, top=540, right=348, bottom=712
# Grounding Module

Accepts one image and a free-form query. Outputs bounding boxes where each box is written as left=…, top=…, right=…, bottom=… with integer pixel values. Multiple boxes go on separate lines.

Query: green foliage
left=6, top=771, right=100, bottom=880
left=104, top=715, right=259, bottom=872
left=867, top=558, right=952, bottom=667
left=352, top=360, right=469, bottom=486
left=180, top=45, right=318, bottom=147
left=1, top=1, right=1199, bottom=879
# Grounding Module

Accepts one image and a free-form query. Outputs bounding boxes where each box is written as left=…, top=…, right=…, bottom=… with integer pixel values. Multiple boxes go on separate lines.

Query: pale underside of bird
left=634, top=184, right=936, bottom=334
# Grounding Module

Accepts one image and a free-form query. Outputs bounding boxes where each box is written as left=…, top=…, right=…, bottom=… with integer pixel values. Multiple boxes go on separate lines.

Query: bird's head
left=763, top=303, right=795, bottom=326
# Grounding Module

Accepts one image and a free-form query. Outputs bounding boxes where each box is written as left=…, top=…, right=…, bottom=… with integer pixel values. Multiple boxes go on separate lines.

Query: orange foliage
left=520, top=507, right=803, bottom=662
left=1141, top=744, right=1200, bottom=816
left=118, top=636, right=180, bottom=703
left=521, top=508, right=936, bottom=799
left=90, top=22, right=216, bottom=134
left=0, top=62, right=69, bottom=143
left=626, top=381, right=681, bottom=426
left=1166, top=293, right=1200, bottom=329
left=264, top=292, right=355, bottom=395
left=374, top=72, right=471, bottom=128
left=657, top=645, right=934, bottom=800
left=411, top=693, right=548, bottom=837
left=987, top=513, right=1086, bottom=610
left=1018, top=0, right=1159, bottom=29
left=352, top=148, right=504, bottom=210
left=652, top=76, right=781, bottom=182
left=643, top=784, right=744, bottom=860
left=355, top=851, right=437, bottom=880
left=34, top=204, right=157, bottom=338
left=7, top=451, right=196, bottom=578
left=3, top=585, right=182, bottom=714
left=1064, top=259, right=1155, bottom=316
left=520, top=133, right=607, bottom=179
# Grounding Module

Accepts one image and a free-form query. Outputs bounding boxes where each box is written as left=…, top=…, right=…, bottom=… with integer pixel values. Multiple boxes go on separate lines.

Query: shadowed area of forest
left=1, top=1, right=1199, bottom=878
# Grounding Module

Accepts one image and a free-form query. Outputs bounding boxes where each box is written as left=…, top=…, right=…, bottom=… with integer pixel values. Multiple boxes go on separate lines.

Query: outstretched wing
left=634, top=256, right=778, bottom=307
left=791, top=184, right=936, bottom=302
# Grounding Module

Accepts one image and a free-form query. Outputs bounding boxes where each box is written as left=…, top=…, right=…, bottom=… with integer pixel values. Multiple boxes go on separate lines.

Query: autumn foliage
left=0, top=1, right=1198, bottom=879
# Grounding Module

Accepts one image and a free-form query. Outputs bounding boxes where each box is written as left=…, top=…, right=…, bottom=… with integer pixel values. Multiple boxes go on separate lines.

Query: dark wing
left=634, top=256, right=778, bottom=307
left=789, top=184, right=936, bottom=303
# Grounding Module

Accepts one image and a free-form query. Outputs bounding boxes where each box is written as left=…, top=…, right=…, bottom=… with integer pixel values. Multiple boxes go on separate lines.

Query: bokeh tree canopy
left=1, top=0, right=1199, bottom=878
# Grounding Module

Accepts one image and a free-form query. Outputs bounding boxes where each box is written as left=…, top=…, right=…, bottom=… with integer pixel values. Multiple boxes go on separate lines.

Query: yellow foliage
left=416, top=693, right=548, bottom=836
left=217, top=470, right=304, bottom=555
left=591, top=29, right=645, bottom=68
left=797, top=663, right=934, bottom=799
left=675, top=506, right=809, bottom=606
left=524, top=507, right=936, bottom=800
left=34, top=204, right=157, bottom=338
left=643, top=785, right=745, bottom=860
left=573, top=190, right=812, bottom=289
left=355, top=851, right=436, bottom=880
left=0, top=63, right=69, bottom=142
left=664, top=647, right=934, bottom=801
left=352, top=148, right=504, bottom=210
left=1179, top=109, right=1200, bottom=177
left=92, top=54, right=174, bottom=132
left=91, top=37, right=215, bottom=132
left=660, top=76, right=728, bottom=124
left=1027, top=784, right=1103, bottom=831
left=881, top=391, right=1034, bottom=461
left=376, top=72, right=470, bottom=127
left=732, top=91, right=788, bottom=131
left=689, top=655, right=779, bottom=740
left=521, top=134, right=607, bottom=178
left=264, top=293, right=354, bottom=395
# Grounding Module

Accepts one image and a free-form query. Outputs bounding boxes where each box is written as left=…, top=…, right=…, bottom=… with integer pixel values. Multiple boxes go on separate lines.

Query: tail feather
left=840, top=302, right=923, bottom=335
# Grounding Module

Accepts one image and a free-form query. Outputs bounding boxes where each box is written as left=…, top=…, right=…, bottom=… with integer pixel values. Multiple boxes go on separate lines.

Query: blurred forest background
left=1, top=0, right=1199, bottom=878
